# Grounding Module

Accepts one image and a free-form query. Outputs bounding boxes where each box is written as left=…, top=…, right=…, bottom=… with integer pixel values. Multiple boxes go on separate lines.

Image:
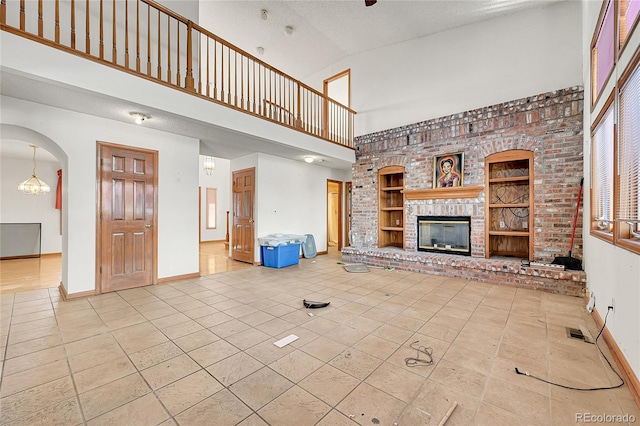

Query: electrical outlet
left=522, top=221, right=528, bottom=229
left=500, top=220, right=506, bottom=229
left=609, top=298, right=615, bottom=312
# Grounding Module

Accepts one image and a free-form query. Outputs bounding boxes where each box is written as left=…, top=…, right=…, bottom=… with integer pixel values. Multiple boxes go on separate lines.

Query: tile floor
left=0, top=252, right=638, bottom=425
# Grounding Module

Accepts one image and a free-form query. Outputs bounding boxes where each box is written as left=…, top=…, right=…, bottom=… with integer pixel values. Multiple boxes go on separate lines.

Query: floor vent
left=566, top=327, right=587, bottom=342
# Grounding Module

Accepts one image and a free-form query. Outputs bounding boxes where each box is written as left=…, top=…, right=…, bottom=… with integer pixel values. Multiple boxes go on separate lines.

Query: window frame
left=206, top=187, right=217, bottom=230
left=619, top=0, right=640, bottom=54
left=615, top=47, right=640, bottom=254
left=591, top=0, right=617, bottom=108
left=590, top=92, right=616, bottom=242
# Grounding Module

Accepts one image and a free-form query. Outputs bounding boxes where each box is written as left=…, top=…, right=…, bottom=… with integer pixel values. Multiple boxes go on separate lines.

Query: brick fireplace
left=342, top=86, right=587, bottom=296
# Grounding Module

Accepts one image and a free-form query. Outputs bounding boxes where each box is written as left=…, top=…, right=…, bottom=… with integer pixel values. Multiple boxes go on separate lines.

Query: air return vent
left=566, top=327, right=586, bottom=342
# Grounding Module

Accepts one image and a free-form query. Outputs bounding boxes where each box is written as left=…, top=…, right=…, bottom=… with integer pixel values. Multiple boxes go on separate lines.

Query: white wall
left=306, top=1, right=583, bottom=136
left=0, top=155, right=61, bottom=254
left=229, top=153, right=348, bottom=263
left=1, top=97, right=200, bottom=295
left=199, top=156, right=231, bottom=242
left=582, top=0, right=640, bottom=387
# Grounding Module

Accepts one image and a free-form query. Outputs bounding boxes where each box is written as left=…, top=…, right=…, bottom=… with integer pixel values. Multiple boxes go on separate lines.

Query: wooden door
left=232, top=168, right=255, bottom=264
left=345, top=182, right=352, bottom=246
left=98, top=143, right=157, bottom=293
left=327, top=180, right=343, bottom=250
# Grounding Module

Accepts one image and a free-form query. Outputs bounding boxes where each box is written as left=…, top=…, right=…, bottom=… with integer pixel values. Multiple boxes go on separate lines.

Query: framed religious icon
left=433, top=152, right=464, bottom=188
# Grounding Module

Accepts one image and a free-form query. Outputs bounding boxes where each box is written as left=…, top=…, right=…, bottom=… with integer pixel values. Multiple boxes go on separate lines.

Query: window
left=617, top=59, right=640, bottom=251
left=620, top=0, right=640, bottom=49
left=592, top=0, right=615, bottom=104
left=206, top=188, right=217, bottom=229
left=591, top=101, right=615, bottom=238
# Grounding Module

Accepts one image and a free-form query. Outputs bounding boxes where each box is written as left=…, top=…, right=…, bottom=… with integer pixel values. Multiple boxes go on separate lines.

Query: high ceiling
left=200, top=0, right=566, bottom=78
left=1, top=0, right=567, bottom=163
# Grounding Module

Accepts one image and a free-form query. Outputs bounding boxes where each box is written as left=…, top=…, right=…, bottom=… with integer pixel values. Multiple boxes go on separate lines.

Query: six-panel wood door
left=232, top=167, right=255, bottom=264
left=98, top=143, right=156, bottom=293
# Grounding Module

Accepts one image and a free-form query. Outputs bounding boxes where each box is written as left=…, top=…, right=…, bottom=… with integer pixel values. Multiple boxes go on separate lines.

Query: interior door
left=98, top=143, right=157, bottom=293
left=327, top=180, right=343, bottom=251
left=232, top=167, right=255, bottom=264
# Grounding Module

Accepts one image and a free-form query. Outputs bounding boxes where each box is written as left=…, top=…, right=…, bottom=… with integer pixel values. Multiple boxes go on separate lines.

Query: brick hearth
left=342, top=246, right=586, bottom=297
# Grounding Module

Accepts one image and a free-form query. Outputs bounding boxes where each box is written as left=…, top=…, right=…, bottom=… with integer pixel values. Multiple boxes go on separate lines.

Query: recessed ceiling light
left=304, top=156, right=314, bottom=163
left=284, top=26, right=294, bottom=36
left=130, top=112, right=149, bottom=124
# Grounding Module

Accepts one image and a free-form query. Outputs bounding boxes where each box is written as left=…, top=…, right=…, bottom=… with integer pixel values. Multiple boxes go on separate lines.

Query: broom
left=552, top=178, right=583, bottom=271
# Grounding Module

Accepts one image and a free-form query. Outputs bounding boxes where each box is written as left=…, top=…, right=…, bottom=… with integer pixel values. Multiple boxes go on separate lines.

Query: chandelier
left=18, top=145, right=51, bottom=195
left=204, top=156, right=216, bottom=175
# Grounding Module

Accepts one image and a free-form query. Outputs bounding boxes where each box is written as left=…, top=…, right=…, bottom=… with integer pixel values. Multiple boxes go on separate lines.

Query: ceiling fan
left=365, top=0, right=377, bottom=6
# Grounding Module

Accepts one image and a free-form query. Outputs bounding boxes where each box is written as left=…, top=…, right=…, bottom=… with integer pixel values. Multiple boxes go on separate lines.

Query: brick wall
left=352, top=86, right=584, bottom=262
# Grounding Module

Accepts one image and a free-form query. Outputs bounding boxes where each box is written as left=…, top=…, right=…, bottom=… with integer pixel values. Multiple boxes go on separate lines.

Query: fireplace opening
left=418, top=216, right=471, bottom=256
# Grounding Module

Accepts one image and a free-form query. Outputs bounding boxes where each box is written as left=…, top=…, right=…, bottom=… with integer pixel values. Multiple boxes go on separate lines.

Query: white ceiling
left=201, top=0, right=566, bottom=78
left=1, top=0, right=566, bottom=163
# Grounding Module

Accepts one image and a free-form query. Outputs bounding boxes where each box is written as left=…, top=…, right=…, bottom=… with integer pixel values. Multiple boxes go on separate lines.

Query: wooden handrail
left=0, top=0, right=356, bottom=149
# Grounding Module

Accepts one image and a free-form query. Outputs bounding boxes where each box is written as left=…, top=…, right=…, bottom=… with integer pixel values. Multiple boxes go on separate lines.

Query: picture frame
left=433, top=152, right=464, bottom=188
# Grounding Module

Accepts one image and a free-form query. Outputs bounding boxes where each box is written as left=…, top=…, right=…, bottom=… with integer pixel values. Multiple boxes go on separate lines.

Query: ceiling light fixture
left=304, top=156, right=314, bottom=163
left=204, top=156, right=216, bottom=175
left=256, top=46, right=265, bottom=55
left=18, top=145, right=51, bottom=195
left=284, top=26, right=294, bottom=36
left=130, top=112, right=149, bottom=124
left=261, top=9, right=268, bottom=20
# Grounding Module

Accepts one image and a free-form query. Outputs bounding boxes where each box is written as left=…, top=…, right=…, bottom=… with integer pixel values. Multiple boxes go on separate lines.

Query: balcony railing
left=0, top=0, right=356, bottom=148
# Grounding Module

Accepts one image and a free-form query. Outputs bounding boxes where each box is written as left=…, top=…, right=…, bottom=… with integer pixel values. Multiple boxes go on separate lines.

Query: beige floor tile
left=352, top=334, right=401, bottom=360
left=173, top=329, right=220, bottom=352
left=244, top=338, right=296, bottom=364
left=329, top=348, right=383, bottom=380
left=229, top=367, right=293, bottom=410
left=300, top=335, right=348, bottom=362
left=0, top=376, right=76, bottom=424
left=416, top=321, right=460, bottom=343
left=151, top=312, right=191, bottom=330
left=129, top=341, right=184, bottom=370
left=3, top=397, right=83, bottom=426
left=324, top=324, right=369, bottom=347
left=0, top=358, right=70, bottom=397
left=87, top=393, right=169, bottom=426
left=182, top=305, right=219, bottom=320
left=160, top=319, right=205, bottom=340
left=206, top=352, right=265, bottom=386
left=256, top=317, right=297, bottom=336
left=174, top=388, right=252, bottom=425
left=336, top=382, right=406, bottom=426
left=299, top=364, right=362, bottom=407
left=237, top=413, right=270, bottom=426
left=3, top=345, right=67, bottom=377
left=475, top=402, right=541, bottom=426
left=6, top=325, right=60, bottom=346
left=111, top=322, right=169, bottom=354
left=442, top=342, right=495, bottom=376
left=141, top=353, right=201, bottom=390
left=396, top=379, right=480, bottom=425
left=258, top=385, right=331, bottom=426
left=194, top=311, right=234, bottom=328
left=188, top=339, right=240, bottom=368
left=209, top=318, right=251, bottom=338
left=262, top=303, right=297, bottom=317
left=315, top=409, right=360, bottom=425
left=365, top=361, right=425, bottom=403
left=4, top=333, right=63, bottom=359
left=269, top=349, right=324, bottom=383
left=225, top=327, right=271, bottom=350
left=73, top=356, right=137, bottom=393
left=483, top=377, right=551, bottom=425
left=428, top=358, right=489, bottom=397
left=490, top=356, right=550, bottom=396
left=155, top=369, right=224, bottom=416
left=79, top=372, right=150, bottom=420
left=238, top=310, right=276, bottom=327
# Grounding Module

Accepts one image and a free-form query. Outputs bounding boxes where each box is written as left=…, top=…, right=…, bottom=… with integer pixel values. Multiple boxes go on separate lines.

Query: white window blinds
left=592, top=106, right=615, bottom=229
left=618, top=64, right=640, bottom=224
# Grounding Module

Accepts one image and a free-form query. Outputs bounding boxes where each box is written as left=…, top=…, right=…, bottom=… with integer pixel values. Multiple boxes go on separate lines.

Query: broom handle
left=569, top=178, right=584, bottom=254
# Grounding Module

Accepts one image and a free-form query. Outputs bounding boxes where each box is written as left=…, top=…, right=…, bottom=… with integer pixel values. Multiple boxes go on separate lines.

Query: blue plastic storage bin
left=261, top=243, right=301, bottom=268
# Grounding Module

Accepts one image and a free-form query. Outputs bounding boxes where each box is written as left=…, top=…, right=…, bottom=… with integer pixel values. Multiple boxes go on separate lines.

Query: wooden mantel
left=403, top=185, right=484, bottom=200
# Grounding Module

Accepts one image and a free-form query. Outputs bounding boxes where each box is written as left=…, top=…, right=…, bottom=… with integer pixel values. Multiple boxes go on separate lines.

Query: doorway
left=96, top=142, right=158, bottom=294
left=232, top=167, right=255, bottom=264
left=327, top=180, right=343, bottom=254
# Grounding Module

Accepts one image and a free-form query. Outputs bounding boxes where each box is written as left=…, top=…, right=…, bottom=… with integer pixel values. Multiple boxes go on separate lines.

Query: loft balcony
left=0, top=0, right=356, bottom=165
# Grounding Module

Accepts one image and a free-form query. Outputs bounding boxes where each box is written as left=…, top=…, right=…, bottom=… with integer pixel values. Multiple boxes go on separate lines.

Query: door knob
left=145, top=224, right=152, bottom=228
left=249, top=219, right=254, bottom=223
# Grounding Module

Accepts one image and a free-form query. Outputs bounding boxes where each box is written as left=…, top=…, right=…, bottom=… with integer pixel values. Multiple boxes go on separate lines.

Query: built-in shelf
left=403, top=185, right=483, bottom=200
left=378, top=166, right=405, bottom=249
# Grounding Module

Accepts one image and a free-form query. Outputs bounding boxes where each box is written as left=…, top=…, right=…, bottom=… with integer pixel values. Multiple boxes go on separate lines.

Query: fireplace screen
left=418, top=216, right=471, bottom=256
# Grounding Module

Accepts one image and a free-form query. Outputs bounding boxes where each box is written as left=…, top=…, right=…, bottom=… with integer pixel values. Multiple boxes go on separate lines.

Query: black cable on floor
left=514, top=308, right=625, bottom=391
